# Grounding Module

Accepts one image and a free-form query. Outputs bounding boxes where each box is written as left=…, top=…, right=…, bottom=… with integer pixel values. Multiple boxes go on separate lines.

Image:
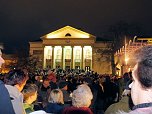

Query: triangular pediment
left=41, top=26, right=96, bottom=39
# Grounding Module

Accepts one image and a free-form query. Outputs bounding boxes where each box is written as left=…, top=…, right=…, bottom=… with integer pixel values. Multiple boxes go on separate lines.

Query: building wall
left=29, top=26, right=112, bottom=74
left=1, top=54, right=18, bottom=73
left=29, top=41, right=112, bottom=74
left=92, top=42, right=112, bottom=74
left=29, top=42, right=43, bottom=55
left=42, top=38, right=95, bottom=46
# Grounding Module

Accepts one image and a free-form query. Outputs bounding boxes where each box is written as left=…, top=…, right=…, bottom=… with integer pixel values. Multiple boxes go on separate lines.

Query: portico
left=29, top=26, right=112, bottom=74
left=44, top=45, right=92, bottom=70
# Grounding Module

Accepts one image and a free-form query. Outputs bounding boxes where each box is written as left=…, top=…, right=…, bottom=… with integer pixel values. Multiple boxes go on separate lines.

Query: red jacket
left=62, top=106, right=93, bottom=114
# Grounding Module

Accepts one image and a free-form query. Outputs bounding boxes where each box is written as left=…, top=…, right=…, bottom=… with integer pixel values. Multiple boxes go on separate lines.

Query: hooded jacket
left=5, top=85, right=26, bottom=114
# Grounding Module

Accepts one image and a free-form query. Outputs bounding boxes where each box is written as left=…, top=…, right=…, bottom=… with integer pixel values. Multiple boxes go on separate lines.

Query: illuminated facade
left=115, top=37, right=152, bottom=76
left=29, top=26, right=112, bottom=74
left=0, top=43, right=17, bottom=73
left=1, top=54, right=18, bottom=73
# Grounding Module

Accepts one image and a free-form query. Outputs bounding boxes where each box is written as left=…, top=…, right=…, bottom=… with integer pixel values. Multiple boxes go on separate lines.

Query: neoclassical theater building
left=29, top=26, right=112, bottom=74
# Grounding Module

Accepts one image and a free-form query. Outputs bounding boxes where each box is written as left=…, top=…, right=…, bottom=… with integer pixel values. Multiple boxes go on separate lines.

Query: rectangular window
left=75, top=49, right=80, bottom=59
left=65, top=49, right=71, bottom=59
left=33, top=50, right=43, bottom=54
left=56, top=49, right=61, bottom=59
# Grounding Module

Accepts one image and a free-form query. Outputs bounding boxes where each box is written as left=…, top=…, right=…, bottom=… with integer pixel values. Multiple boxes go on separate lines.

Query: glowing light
left=84, top=46, right=92, bottom=59
left=124, top=37, right=128, bottom=65
left=45, top=26, right=90, bottom=38
left=125, top=57, right=129, bottom=65
left=74, top=46, right=82, bottom=60
left=46, top=34, right=59, bottom=38
left=44, top=46, right=52, bottom=59
left=54, top=46, right=62, bottom=60
left=46, top=33, right=90, bottom=38
left=128, top=68, right=131, bottom=72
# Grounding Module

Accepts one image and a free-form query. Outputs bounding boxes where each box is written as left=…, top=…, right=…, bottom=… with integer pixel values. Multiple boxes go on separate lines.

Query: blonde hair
left=72, top=84, right=93, bottom=107
left=48, top=89, right=64, bottom=104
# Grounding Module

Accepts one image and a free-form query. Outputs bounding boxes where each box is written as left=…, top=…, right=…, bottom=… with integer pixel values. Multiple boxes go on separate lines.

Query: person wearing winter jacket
left=118, top=46, right=152, bottom=114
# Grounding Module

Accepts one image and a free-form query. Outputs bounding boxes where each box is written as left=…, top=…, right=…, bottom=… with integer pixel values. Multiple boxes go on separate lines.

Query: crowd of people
left=0, top=45, right=152, bottom=114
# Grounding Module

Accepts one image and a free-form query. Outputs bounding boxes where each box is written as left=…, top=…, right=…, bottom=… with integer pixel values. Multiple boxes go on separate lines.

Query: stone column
left=91, top=46, right=93, bottom=71
left=51, top=46, right=54, bottom=69
left=71, top=46, right=74, bottom=69
left=81, top=46, right=84, bottom=70
left=61, top=46, right=64, bottom=69
left=43, top=45, right=45, bottom=68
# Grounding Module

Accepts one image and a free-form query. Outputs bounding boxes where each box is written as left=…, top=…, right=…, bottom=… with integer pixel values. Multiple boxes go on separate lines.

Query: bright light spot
left=125, top=57, right=129, bottom=65
left=128, top=68, right=131, bottom=72
left=46, top=34, right=58, bottom=38
left=64, top=46, right=71, bottom=49
left=44, top=46, right=52, bottom=59
left=46, top=33, right=90, bottom=38
left=55, top=46, right=62, bottom=49
left=84, top=46, right=92, bottom=59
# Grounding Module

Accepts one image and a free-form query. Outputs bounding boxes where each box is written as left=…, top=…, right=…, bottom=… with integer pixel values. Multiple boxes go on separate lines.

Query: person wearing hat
left=58, top=81, right=71, bottom=105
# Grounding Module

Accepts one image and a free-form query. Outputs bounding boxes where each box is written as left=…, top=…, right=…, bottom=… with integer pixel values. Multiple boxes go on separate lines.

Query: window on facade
left=65, top=33, right=71, bottom=37
left=47, top=49, right=51, bottom=59
left=65, top=49, right=71, bottom=59
left=86, top=49, right=91, bottom=59
left=56, top=49, right=61, bottom=59
left=33, top=50, right=43, bottom=55
left=75, top=49, right=80, bottom=59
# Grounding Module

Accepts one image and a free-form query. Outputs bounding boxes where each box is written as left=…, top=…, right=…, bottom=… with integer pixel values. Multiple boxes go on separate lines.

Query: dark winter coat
left=0, top=80, right=15, bottom=114
left=44, top=103, right=64, bottom=114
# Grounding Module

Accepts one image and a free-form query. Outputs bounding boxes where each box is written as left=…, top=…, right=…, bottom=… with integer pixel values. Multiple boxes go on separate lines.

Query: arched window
left=65, top=33, right=71, bottom=37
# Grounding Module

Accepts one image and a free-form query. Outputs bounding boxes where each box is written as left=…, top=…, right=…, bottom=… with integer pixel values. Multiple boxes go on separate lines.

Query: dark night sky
left=0, top=0, right=152, bottom=54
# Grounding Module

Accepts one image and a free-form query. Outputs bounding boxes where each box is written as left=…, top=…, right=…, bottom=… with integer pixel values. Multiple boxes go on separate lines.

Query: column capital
left=71, top=45, right=74, bottom=48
